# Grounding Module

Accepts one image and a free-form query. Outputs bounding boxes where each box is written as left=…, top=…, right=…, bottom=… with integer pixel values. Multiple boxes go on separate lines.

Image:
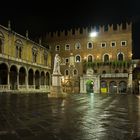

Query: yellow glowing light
left=90, top=31, right=97, bottom=37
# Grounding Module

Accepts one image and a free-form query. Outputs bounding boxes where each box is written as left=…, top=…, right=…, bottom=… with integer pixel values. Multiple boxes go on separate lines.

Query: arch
left=41, top=71, right=45, bottom=85
left=102, top=70, right=106, bottom=74
left=87, top=54, right=93, bottom=62
left=86, top=80, right=94, bottom=93
left=28, top=68, right=34, bottom=85
left=100, top=81, right=108, bottom=93
left=118, top=81, right=127, bottom=93
left=132, top=67, right=140, bottom=94
left=123, top=69, right=127, bottom=73
left=109, top=81, right=117, bottom=93
left=15, top=39, right=23, bottom=45
left=0, top=63, right=8, bottom=85
left=65, top=69, right=69, bottom=76
left=0, top=38, right=3, bottom=53
left=0, top=31, right=4, bottom=38
left=73, top=69, right=78, bottom=76
left=10, top=65, right=18, bottom=90
left=115, top=69, right=119, bottom=73
left=19, top=67, right=26, bottom=85
left=75, top=54, right=81, bottom=62
left=46, top=72, right=50, bottom=85
left=75, top=42, right=81, bottom=50
left=87, top=42, right=93, bottom=49
left=103, top=53, right=109, bottom=62
left=35, top=70, right=40, bottom=89
left=117, top=52, right=124, bottom=61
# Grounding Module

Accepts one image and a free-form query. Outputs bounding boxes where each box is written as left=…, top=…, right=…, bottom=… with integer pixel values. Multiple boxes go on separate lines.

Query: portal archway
left=10, top=65, right=18, bottom=89
left=0, top=63, right=8, bottom=84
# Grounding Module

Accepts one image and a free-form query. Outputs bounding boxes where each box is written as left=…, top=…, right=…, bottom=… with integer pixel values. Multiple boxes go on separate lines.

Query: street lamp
left=90, top=31, right=98, bottom=37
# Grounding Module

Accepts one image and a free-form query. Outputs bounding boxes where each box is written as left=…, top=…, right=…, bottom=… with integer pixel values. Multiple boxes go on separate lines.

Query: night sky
left=0, top=0, right=140, bottom=58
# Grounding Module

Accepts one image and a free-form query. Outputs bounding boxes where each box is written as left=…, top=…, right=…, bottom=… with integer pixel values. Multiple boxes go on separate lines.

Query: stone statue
left=53, top=54, right=61, bottom=74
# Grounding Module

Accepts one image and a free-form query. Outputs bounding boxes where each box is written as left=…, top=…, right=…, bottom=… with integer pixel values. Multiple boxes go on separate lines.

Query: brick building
left=45, top=23, right=132, bottom=94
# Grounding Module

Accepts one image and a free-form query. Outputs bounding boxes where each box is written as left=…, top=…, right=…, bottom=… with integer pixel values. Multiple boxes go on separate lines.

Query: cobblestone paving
left=0, top=93, right=140, bottom=140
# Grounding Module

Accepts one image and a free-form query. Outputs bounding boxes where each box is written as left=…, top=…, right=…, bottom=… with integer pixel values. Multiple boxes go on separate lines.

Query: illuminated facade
left=0, top=24, right=51, bottom=93
left=45, top=23, right=133, bottom=93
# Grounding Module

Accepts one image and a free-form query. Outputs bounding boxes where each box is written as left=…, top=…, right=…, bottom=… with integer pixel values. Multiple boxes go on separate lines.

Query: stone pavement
left=0, top=93, right=140, bottom=140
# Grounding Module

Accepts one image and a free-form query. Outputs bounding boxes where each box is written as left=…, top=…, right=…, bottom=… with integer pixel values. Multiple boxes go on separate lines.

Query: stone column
left=33, top=74, right=35, bottom=89
left=26, top=72, right=28, bottom=89
left=128, top=65, right=133, bottom=93
left=17, top=72, right=19, bottom=90
left=7, top=71, right=10, bottom=90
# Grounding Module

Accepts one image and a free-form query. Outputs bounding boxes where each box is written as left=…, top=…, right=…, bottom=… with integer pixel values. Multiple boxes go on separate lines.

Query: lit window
left=101, top=42, right=106, bottom=48
left=121, top=41, right=127, bottom=46
left=75, top=55, right=81, bottom=62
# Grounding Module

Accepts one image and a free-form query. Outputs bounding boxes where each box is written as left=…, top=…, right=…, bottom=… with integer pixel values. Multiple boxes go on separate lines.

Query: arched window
left=87, top=55, right=93, bottom=62
left=118, top=53, right=124, bottom=61
left=0, top=31, right=4, bottom=54
left=15, top=39, right=23, bottom=59
left=75, top=55, right=81, bottom=62
left=75, top=42, right=81, bottom=50
left=65, top=69, right=69, bottom=76
left=87, top=42, right=93, bottom=49
left=32, top=47, right=38, bottom=63
left=73, top=69, right=78, bottom=76
left=104, top=54, right=109, bottom=62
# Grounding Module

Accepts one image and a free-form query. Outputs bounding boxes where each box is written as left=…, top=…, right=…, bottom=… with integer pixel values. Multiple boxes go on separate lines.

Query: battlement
left=46, top=23, right=132, bottom=39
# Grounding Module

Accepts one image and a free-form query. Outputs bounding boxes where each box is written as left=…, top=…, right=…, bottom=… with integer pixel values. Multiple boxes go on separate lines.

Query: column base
left=48, top=86, right=67, bottom=98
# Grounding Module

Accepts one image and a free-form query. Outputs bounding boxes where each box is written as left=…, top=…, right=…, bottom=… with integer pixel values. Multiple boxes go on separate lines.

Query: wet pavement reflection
left=0, top=93, right=140, bottom=140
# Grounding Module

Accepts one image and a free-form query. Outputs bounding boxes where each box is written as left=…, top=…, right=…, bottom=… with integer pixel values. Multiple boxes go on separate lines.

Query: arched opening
left=100, top=81, right=108, bottom=93
left=133, top=67, right=140, bottom=94
left=104, top=54, right=109, bottom=62
left=118, top=53, right=124, bottom=61
left=0, top=39, right=3, bottom=53
left=10, top=65, right=17, bottom=90
left=35, top=70, right=40, bottom=89
left=87, top=55, right=93, bottom=62
left=109, top=81, right=117, bottom=93
left=19, top=67, right=26, bottom=85
left=28, top=69, right=34, bottom=85
left=41, top=71, right=45, bottom=85
left=86, top=80, right=94, bottom=93
left=0, top=63, right=8, bottom=85
left=75, top=55, right=81, bottom=62
left=118, top=81, right=127, bottom=93
left=46, top=72, right=50, bottom=85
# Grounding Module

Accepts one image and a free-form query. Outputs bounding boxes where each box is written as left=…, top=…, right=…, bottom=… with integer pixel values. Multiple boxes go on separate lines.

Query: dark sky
left=0, top=0, right=140, bottom=58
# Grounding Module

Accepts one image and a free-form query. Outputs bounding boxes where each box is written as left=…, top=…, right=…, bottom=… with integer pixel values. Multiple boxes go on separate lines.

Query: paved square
left=0, top=93, right=140, bottom=140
